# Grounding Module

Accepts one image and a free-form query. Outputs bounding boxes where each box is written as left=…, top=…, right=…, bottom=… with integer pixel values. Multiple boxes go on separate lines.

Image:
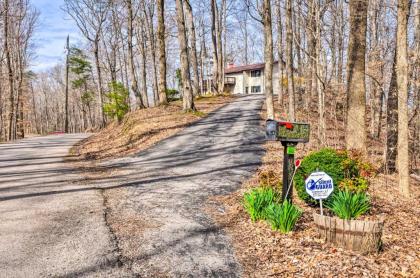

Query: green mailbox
left=277, top=122, right=310, bottom=143
left=265, top=120, right=310, bottom=202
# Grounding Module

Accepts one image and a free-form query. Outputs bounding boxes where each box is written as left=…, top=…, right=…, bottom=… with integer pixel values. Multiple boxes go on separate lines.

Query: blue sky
left=31, top=0, right=82, bottom=71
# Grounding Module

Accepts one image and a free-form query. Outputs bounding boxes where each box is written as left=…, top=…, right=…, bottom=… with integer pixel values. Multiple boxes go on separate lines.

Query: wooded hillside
left=0, top=0, right=418, bottom=190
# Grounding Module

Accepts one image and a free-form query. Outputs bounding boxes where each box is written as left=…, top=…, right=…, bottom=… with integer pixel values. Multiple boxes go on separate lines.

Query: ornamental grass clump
left=265, top=200, right=302, bottom=233
left=326, top=191, right=370, bottom=220
left=243, top=187, right=277, bottom=222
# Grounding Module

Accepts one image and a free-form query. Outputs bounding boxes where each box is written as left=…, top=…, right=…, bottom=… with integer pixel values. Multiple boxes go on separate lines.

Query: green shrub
left=294, top=148, right=375, bottom=206
left=338, top=177, right=369, bottom=193
left=243, top=187, right=278, bottom=222
left=294, top=148, right=349, bottom=205
left=325, top=191, right=370, bottom=220
left=265, top=200, right=302, bottom=233
left=166, top=88, right=180, bottom=101
left=103, top=82, right=129, bottom=122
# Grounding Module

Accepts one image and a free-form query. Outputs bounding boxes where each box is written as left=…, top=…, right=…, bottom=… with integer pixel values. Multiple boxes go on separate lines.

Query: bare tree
left=64, top=0, right=110, bottom=127
left=3, top=0, right=15, bottom=140
left=285, top=0, right=295, bottom=121
left=157, top=0, right=167, bottom=104
left=396, top=0, right=412, bottom=196
left=175, top=0, right=195, bottom=111
left=126, top=0, right=145, bottom=109
left=276, top=0, right=284, bottom=106
left=184, top=0, right=200, bottom=97
left=211, top=0, right=219, bottom=94
left=345, top=0, right=368, bottom=151
left=262, top=0, right=274, bottom=119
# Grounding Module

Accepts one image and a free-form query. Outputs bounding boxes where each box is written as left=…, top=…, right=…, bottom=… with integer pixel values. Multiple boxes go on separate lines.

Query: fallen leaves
left=207, top=133, right=420, bottom=278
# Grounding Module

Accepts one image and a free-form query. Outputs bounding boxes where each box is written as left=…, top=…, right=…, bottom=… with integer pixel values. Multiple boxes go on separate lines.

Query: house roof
left=225, top=60, right=282, bottom=74
left=225, top=63, right=265, bottom=74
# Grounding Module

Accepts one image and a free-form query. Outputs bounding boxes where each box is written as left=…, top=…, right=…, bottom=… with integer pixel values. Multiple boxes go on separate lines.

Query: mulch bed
left=207, top=105, right=420, bottom=277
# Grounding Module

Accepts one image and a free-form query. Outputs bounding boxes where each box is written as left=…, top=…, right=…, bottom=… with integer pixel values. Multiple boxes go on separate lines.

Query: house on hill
left=224, top=61, right=282, bottom=95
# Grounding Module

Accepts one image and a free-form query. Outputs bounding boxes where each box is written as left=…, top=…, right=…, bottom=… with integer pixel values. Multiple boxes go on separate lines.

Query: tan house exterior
left=224, top=62, right=281, bottom=95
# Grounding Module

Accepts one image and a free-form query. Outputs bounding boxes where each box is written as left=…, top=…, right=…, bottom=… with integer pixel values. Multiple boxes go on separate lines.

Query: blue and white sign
left=305, top=171, right=334, bottom=200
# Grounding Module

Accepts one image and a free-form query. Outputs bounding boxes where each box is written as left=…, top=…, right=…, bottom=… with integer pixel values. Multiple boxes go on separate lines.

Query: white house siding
left=226, top=63, right=280, bottom=95
left=228, top=72, right=244, bottom=95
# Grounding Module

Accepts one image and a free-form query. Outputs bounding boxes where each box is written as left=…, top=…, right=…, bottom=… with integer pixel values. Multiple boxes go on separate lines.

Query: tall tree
left=211, top=0, right=219, bottom=94
left=64, top=0, right=110, bottom=127
left=345, top=0, right=368, bottom=151
left=3, top=0, right=16, bottom=140
left=285, top=0, right=295, bottom=121
left=262, top=0, right=274, bottom=119
left=126, top=0, right=145, bottom=109
left=175, top=0, right=195, bottom=111
left=396, top=0, right=411, bottom=196
left=184, top=0, right=200, bottom=97
left=157, top=0, right=168, bottom=104
left=65, top=35, right=70, bottom=133
left=276, top=0, right=284, bottom=106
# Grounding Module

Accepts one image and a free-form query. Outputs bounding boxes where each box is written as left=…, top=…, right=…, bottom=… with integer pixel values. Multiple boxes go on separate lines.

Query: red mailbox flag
left=295, top=159, right=301, bottom=168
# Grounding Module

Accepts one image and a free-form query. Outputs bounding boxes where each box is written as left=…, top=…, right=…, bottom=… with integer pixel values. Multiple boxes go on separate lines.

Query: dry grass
left=207, top=103, right=420, bottom=277
left=71, top=95, right=234, bottom=161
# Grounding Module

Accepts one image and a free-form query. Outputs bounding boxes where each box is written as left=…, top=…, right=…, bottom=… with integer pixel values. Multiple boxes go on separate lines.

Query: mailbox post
left=266, top=120, right=310, bottom=202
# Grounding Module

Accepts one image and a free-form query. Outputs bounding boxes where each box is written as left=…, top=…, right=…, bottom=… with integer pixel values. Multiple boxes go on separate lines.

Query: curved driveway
left=0, top=95, right=264, bottom=277
left=101, top=95, right=265, bottom=277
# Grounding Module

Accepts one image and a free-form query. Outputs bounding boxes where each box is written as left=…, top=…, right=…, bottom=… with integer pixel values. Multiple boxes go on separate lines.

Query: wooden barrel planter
left=313, top=213, right=384, bottom=253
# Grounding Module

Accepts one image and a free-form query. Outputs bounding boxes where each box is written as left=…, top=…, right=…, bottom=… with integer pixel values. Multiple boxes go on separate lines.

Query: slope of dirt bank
left=71, top=95, right=234, bottom=161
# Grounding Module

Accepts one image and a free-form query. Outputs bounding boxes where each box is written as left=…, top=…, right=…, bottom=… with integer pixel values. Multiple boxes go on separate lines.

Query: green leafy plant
left=166, top=88, right=180, bottom=101
left=103, top=82, right=129, bottom=122
left=294, top=148, right=375, bottom=206
left=265, top=200, right=302, bottom=233
left=325, top=191, right=370, bottom=220
left=338, top=177, right=369, bottom=193
left=294, top=148, right=349, bottom=205
left=243, top=187, right=278, bottom=222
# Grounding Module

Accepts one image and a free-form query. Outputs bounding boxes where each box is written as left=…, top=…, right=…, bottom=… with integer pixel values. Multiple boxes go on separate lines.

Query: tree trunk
left=184, top=0, right=200, bottom=97
left=143, top=3, right=159, bottom=106
left=175, top=0, right=195, bottom=111
left=285, top=0, right=295, bottom=121
left=211, top=0, right=219, bottom=94
left=276, top=0, right=284, bottom=106
left=4, top=0, right=16, bottom=140
left=345, top=0, right=368, bottom=152
left=65, top=36, right=70, bottom=132
left=127, top=0, right=145, bottom=108
left=386, top=51, right=398, bottom=173
left=138, top=21, right=149, bottom=107
left=157, top=0, right=168, bottom=104
left=93, top=39, right=105, bottom=127
left=263, top=0, right=274, bottom=120
left=396, top=0, right=411, bottom=196
left=216, top=1, right=224, bottom=94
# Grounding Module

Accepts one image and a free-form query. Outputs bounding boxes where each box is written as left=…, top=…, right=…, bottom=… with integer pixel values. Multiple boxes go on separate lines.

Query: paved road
left=0, top=95, right=265, bottom=277
left=99, top=95, right=265, bottom=277
left=0, top=135, right=128, bottom=277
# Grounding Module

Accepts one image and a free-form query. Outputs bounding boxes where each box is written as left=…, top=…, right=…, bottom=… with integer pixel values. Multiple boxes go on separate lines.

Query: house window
left=245, top=86, right=249, bottom=94
left=251, top=86, right=261, bottom=93
left=250, top=70, right=261, bottom=77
